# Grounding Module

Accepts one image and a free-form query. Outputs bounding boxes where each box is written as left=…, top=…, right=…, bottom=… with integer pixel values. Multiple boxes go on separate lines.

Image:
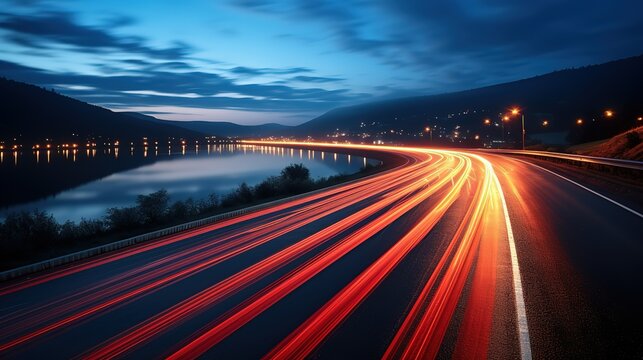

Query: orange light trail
left=0, top=142, right=536, bottom=360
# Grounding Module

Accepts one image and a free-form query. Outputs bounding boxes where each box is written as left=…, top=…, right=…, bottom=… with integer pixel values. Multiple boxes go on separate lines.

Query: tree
left=254, top=176, right=281, bottom=199
left=280, top=164, right=313, bottom=194
left=280, top=163, right=310, bottom=182
left=106, top=206, right=142, bottom=231
left=136, top=189, right=170, bottom=224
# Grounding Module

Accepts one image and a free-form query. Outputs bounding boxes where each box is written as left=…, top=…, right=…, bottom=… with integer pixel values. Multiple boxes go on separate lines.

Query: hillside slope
left=573, top=126, right=643, bottom=161
left=297, top=55, right=643, bottom=144
left=0, top=78, right=203, bottom=143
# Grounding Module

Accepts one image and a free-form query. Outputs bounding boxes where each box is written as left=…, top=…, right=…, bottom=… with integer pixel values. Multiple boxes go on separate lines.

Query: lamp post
left=501, top=115, right=509, bottom=145
left=425, top=126, right=432, bottom=142
left=511, top=108, right=525, bottom=150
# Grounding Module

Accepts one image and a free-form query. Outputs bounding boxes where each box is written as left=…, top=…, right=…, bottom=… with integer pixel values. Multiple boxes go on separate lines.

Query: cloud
left=0, top=11, right=194, bottom=59
left=291, top=75, right=344, bottom=83
left=0, top=59, right=366, bottom=121
left=230, top=66, right=313, bottom=76
left=231, top=0, right=643, bottom=89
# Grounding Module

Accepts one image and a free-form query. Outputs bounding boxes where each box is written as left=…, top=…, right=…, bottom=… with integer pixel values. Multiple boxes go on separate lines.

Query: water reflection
left=1, top=145, right=379, bottom=223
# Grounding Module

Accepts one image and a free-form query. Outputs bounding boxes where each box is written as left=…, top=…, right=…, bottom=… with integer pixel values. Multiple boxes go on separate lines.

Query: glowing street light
left=483, top=118, right=491, bottom=125
left=542, top=120, right=549, bottom=127
left=509, top=107, right=526, bottom=150
left=576, top=118, right=584, bottom=125
left=424, top=126, right=432, bottom=142
left=637, top=116, right=643, bottom=121
left=604, top=110, right=614, bottom=118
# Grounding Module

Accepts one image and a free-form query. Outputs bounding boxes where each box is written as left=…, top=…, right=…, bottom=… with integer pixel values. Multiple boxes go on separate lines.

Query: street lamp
left=501, top=115, right=510, bottom=145
left=542, top=120, right=549, bottom=127
left=483, top=118, right=491, bottom=125
left=576, top=118, right=584, bottom=125
left=604, top=110, right=614, bottom=118
left=510, top=107, right=526, bottom=150
left=424, top=126, right=432, bottom=142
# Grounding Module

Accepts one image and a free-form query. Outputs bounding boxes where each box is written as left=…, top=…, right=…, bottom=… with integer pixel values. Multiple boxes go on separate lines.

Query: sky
left=1, top=0, right=642, bottom=125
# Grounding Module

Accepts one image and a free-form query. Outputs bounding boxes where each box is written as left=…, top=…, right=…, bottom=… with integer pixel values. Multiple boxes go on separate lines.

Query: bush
left=106, top=206, right=142, bottom=231
left=281, top=163, right=310, bottom=182
left=222, top=182, right=254, bottom=207
left=197, top=193, right=219, bottom=213
left=0, top=210, right=59, bottom=252
left=254, top=176, right=282, bottom=199
left=136, top=189, right=170, bottom=224
left=169, top=198, right=199, bottom=220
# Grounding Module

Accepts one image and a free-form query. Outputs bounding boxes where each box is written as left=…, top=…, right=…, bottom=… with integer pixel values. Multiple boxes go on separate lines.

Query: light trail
left=0, top=151, right=437, bottom=351
left=165, top=155, right=469, bottom=360
left=0, top=151, right=429, bottom=338
left=1, top=142, right=588, bottom=359
left=82, top=152, right=455, bottom=359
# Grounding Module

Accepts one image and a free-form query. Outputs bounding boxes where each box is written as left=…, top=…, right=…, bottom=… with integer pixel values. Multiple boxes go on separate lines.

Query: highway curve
left=0, top=142, right=641, bottom=359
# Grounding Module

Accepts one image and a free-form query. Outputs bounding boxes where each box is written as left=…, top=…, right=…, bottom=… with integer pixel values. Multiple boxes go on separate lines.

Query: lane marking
left=513, top=158, right=643, bottom=219
left=492, top=166, right=533, bottom=360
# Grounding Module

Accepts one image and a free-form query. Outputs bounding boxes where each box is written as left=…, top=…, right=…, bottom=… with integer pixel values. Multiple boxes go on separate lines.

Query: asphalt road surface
left=1, top=142, right=641, bottom=359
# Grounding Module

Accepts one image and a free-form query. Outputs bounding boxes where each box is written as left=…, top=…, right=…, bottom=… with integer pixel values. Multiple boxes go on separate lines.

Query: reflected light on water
left=2, top=144, right=376, bottom=223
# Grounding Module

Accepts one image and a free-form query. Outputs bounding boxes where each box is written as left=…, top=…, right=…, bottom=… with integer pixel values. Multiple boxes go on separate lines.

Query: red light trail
left=1, top=142, right=639, bottom=359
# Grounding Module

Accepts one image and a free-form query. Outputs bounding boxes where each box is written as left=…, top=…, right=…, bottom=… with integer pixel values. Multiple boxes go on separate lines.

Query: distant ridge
left=2, top=55, right=642, bottom=144
left=121, top=113, right=292, bottom=138
left=0, top=77, right=203, bottom=143
left=295, top=55, right=643, bottom=144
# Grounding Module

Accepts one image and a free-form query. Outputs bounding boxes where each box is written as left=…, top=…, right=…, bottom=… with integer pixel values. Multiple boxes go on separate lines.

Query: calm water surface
left=0, top=144, right=377, bottom=222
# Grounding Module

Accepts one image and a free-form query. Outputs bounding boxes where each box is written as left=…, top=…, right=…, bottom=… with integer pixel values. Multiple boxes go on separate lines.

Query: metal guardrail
left=478, top=149, right=643, bottom=171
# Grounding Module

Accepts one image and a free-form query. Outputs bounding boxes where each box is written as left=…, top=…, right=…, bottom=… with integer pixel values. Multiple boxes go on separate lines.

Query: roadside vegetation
left=0, top=163, right=380, bottom=269
left=570, top=125, right=642, bottom=161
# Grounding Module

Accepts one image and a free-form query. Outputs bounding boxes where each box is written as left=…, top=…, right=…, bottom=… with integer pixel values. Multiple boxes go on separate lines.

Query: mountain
left=0, top=77, right=204, bottom=144
left=121, top=113, right=292, bottom=138
left=296, top=55, right=643, bottom=145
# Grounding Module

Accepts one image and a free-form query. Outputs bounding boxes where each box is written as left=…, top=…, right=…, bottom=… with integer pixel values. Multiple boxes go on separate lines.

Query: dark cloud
left=0, top=59, right=365, bottom=113
left=0, top=11, right=194, bottom=59
left=230, top=66, right=313, bottom=76
left=291, top=75, right=344, bottom=83
left=231, top=0, right=643, bottom=89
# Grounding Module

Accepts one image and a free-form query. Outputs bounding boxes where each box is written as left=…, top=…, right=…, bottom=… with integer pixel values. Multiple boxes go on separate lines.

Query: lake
left=0, top=144, right=377, bottom=222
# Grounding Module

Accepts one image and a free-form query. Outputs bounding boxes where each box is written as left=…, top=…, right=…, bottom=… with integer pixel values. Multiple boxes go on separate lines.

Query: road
left=0, top=143, right=641, bottom=359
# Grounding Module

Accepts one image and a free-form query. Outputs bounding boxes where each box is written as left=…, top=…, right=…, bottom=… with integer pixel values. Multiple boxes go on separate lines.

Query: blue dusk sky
left=1, top=0, right=642, bottom=125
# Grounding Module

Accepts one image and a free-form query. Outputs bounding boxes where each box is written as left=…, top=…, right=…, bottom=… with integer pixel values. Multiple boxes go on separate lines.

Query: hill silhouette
left=0, top=77, right=203, bottom=144
left=2, top=55, right=642, bottom=146
left=296, top=55, right=643, bottom=145
left=121, top=113, right=292, bottom=138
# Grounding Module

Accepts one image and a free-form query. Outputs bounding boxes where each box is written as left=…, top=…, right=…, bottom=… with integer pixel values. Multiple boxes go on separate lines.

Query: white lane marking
left=492, top=167, right=533, bottom=360
left=513, top=158, right=643, bottom=219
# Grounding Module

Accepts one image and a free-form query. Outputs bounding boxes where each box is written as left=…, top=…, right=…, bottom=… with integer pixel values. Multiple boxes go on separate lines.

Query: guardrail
left=0, top=149, right=393, bottom=282
left=478, top=149, right=643, bottom=171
